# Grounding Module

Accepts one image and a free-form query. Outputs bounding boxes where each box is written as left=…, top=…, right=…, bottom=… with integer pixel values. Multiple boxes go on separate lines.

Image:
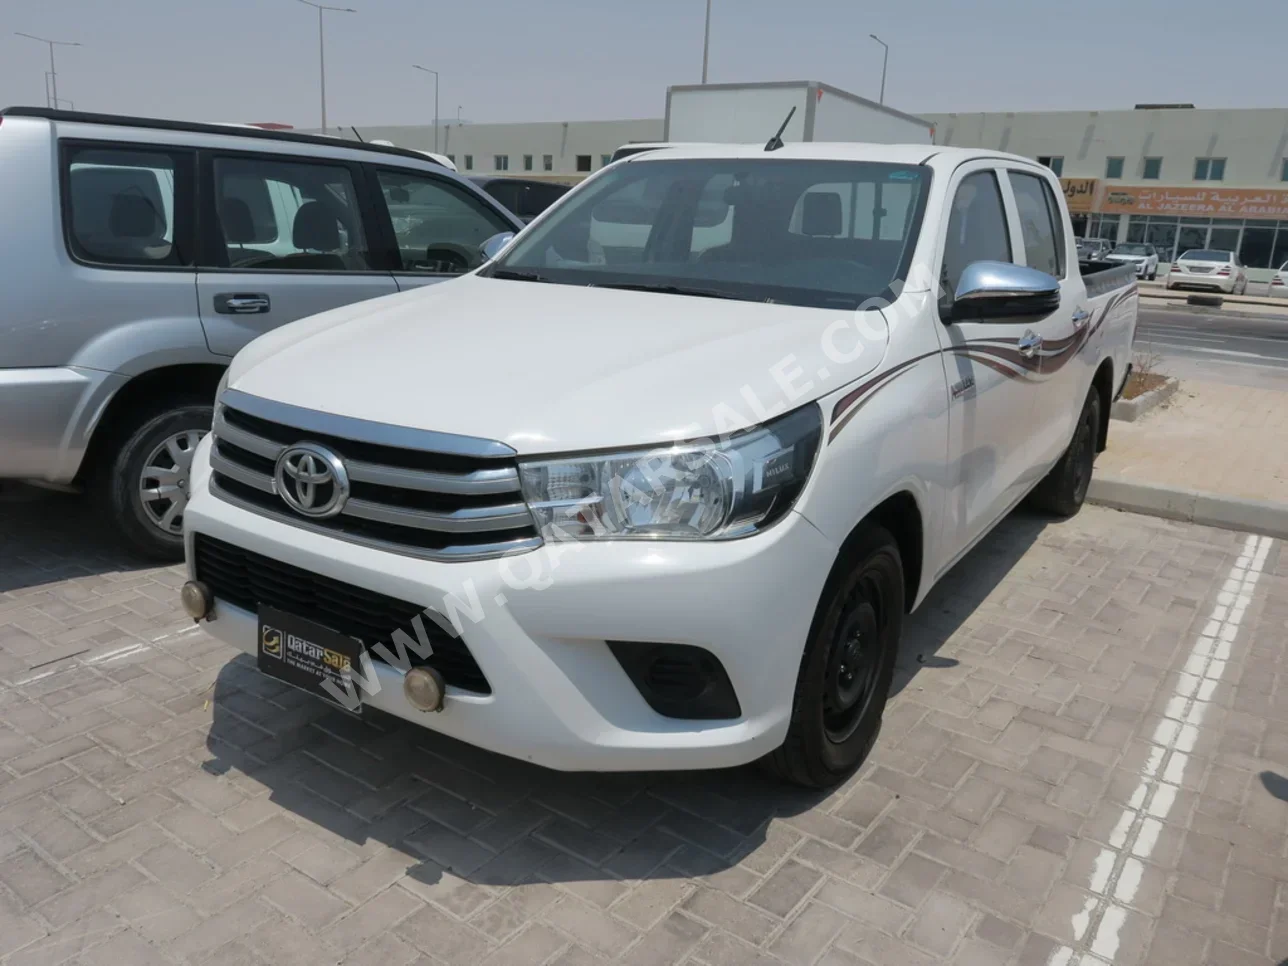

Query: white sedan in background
left=1165, top=249, right=1248, bottom=294
left=1105, top=243, right=1159, bottom=280
left=1270, top=262, right=1288, bottom=297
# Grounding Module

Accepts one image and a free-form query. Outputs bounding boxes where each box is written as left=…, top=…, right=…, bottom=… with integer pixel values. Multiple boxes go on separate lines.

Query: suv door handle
left=1072, top=307, right=1093, bottom=328
left=214, top=293, right=271, bottom=315
left=1017, top=331, right=1043, bottom=358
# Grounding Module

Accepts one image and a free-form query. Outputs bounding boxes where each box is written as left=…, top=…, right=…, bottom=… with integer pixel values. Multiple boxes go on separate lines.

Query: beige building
left=324, top=118, right=663, bottom=182
left=924, top=106, right=1288, bottom=277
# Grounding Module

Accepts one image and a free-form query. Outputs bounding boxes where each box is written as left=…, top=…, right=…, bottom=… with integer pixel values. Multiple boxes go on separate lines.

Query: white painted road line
left=1048, top=533, right=1275, bottom=966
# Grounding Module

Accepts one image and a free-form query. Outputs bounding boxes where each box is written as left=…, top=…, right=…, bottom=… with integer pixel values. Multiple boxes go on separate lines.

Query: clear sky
left=3, top=0, right=1283, bottom=129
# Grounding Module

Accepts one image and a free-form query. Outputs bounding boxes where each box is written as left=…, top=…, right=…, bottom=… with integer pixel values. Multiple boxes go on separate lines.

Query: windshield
left=1114, top=244, right=1148, bottom=255
left=485, top=158, right=932, bottom=310
left=1180, top=249, right=1232, bottom=261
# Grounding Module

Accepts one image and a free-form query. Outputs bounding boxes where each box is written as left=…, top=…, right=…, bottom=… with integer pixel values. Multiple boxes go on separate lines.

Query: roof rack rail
left=0, top=107, right=442, bottom=167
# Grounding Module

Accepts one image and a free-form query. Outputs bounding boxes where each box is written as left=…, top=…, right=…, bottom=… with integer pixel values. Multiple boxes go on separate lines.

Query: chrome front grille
left=209, top=391, right=542, bottom=561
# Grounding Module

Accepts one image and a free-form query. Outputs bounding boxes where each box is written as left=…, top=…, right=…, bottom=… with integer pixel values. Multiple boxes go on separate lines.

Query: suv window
left=64, top=145, right=189, bottom=267
left=209, top=156, right=373, bottom=271
left=1009, top=171, right=1063, bottom=277
left=375, top=169, right=513, bottom=274
left=942, top=170, right=1012, bottom=299
left=523, top=182, right=569, bottom=219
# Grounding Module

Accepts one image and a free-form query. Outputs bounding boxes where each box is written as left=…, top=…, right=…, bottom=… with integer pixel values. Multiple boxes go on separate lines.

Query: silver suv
left=0, top=107, right=522, bottom=559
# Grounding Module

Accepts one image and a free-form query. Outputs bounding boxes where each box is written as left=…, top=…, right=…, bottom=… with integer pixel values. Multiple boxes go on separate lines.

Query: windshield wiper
left=488, top=268, right=552, bottom=283
left=591, top=281, right=754, bottom=302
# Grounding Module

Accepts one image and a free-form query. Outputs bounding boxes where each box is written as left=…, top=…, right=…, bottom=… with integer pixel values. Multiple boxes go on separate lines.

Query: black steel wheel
left=763, top=524, right=904, bottom=788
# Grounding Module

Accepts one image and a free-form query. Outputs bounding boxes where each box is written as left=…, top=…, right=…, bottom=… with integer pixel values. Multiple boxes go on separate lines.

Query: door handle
left=214, top=293, right=271, bottom=315
left=1072, top=307, right=1093, bottom=329
left=1017, top=331, right=1043, bottom=358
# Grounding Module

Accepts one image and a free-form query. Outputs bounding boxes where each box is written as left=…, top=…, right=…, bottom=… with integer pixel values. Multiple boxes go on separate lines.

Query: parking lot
left=0, top=489, right=1282, bottom=965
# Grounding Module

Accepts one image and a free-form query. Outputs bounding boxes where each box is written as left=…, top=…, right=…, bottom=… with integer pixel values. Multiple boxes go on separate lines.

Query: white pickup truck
left=182, top=143, right=1137, bottom=787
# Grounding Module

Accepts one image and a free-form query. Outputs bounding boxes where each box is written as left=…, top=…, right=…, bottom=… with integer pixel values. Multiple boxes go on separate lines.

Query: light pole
left=701, top=0, right=712, bottom=84
left=412, top=65, right=440, bottom=153
left=869, top=34, right=889, bottom=105
left=296, top=0, right=355, bottom=133
left=15, top=32, right=80, bottom=109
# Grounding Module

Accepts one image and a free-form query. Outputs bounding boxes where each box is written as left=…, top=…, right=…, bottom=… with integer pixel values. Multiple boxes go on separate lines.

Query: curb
left=1087, top=475, right=1288, bottom=539
left=1110, top=378, right=1178, bottom=423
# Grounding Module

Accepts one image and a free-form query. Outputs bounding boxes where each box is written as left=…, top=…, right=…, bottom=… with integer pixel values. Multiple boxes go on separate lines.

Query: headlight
left=520, top=404, right=822, bottom=541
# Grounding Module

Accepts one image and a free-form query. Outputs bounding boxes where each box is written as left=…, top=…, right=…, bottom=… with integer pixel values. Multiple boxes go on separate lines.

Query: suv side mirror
left=480, top=232, right=516, bottom=263
left=949, top=260, right=1061, bottom=322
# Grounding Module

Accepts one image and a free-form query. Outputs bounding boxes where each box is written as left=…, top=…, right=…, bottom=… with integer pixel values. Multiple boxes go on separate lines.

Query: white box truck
left=663, top=81, right=933, bottom=145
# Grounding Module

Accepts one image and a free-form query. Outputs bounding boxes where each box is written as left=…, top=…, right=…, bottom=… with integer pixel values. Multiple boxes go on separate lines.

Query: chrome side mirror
left=950, top=261, right=1060, bottom=321
left=480, top=232, right=516, bottom=263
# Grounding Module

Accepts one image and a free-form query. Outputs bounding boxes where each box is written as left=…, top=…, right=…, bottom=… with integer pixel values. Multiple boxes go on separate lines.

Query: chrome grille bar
left=210, top=448, right=276, bottom=494
left=344, top=499, right=534, bottom=533
left=345, top=459, right=520, bottom=496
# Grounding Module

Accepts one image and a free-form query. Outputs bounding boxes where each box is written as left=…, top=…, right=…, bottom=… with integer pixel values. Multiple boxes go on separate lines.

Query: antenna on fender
left=764, top=107, right=796, bottom=152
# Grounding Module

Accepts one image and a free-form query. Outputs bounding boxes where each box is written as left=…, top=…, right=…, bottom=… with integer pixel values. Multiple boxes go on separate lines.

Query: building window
left=494, top=155, right=509, bottom=172
left=543, top=154, right=553, bottom=171
left=576, top=155, right=592, bottom=173
left=1282, top=158, right=1288, bottom=182
left=523, top=154, right=533, bottom=171
left=1194, top=157, right=1225, bottom=181
left=1037, top=156, right=1064, bottom=176
left=1142, top=157, right=1162, bottom=180
left=600, top=154, right=611, bottom=168
left=463, top=155, right=474, bottom=171
left=1105, top=157, right=1124, bottom=179
left=1088, top=213, right=1121, bottom=241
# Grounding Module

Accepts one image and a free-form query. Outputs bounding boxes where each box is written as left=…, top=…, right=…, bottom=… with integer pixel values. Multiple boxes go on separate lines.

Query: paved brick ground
left=0, top=486, right=1285, bottom=966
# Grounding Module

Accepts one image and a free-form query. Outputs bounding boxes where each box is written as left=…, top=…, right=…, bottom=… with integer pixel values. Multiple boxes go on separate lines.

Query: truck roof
left=620, top=142, right=1042, bottom=168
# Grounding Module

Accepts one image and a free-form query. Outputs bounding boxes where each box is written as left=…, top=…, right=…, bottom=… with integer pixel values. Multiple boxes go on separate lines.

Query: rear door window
left=207, top=156, right=375, bottom=271
left=63, top=145, right=193, bottom=267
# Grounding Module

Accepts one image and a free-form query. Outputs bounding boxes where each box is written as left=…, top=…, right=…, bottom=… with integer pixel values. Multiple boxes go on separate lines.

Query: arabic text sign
left=1060, top=178, right=1099, bottom=213
left=1100, top=186, right=1288, bottom=219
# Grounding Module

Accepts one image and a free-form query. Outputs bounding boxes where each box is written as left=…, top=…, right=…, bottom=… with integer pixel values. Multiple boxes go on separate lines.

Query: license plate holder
left=257, top=606, right=365, bottom=713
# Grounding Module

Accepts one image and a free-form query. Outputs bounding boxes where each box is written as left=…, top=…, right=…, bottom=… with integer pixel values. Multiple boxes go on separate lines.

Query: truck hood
left=226, top=275, right=890, bottom=455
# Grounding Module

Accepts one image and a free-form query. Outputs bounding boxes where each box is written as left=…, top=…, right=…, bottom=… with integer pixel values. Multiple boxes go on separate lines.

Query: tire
left=1029, top=387, right=1100, bottom=518
left=96, top=402, right=212, bottom=561
left=762, top=525, right=904, bottom=788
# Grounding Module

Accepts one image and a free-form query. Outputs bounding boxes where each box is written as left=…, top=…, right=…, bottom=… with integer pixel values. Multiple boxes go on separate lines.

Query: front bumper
left=1107, top=260, right=1149, bottom=277
left=183, top=437, right=838, bottom=772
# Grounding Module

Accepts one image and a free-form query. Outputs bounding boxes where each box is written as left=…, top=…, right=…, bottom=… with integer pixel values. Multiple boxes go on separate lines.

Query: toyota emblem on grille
left=274, top=443, right=350, bottom=518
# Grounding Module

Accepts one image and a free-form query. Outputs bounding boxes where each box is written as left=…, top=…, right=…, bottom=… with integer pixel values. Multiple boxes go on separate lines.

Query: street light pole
left=15, top=32, right=81, bottom=109
left=869, top=34, right=889, bottom=105
left=701, top=0, right=712, bottom=84
left=296, top=0, right=356, bottom=133
left=412, top=65, right=440, bottom=153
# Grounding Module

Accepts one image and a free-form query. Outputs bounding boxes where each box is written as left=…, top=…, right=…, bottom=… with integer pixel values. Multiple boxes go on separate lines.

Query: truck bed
left=1079, top=260, right=1138, bottom=300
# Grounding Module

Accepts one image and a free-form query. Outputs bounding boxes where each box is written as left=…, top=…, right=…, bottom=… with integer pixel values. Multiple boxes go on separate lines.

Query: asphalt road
left=1135, top=302, right=1288, bottom=388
